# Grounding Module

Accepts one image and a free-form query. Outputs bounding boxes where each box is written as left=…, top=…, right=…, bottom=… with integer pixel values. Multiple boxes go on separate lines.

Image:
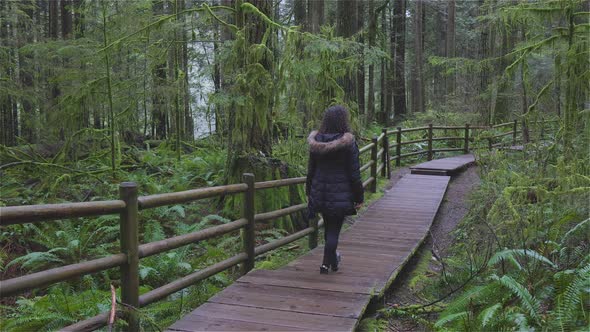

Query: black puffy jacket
left=306, top=131, right=364, bottom=217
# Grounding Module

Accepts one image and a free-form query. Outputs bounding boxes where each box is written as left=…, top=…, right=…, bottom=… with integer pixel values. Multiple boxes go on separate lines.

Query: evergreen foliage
left=1, top=0, right=589, bottom=330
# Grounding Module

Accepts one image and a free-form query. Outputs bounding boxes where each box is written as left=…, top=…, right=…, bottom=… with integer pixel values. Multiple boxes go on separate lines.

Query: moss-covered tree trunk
left=392, top=0, right=407, bottom=120
left=222, top=0, right=303, bottom=231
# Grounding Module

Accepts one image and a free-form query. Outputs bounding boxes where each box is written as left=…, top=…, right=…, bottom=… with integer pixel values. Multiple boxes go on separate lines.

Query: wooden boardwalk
left=410, top=153, right=475, bottom=176
left=167, top=173, right=451, bottom=331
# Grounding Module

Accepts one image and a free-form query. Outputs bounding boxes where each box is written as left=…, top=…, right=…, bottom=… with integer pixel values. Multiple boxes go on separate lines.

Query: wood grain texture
left=168, top=170, right=453, bottom=331
left=410, top=153, right=475, bottom=175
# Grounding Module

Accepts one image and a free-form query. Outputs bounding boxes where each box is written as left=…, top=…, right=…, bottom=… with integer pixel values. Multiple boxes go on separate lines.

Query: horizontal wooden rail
left=0, top=253, right=127, bottom=298
left=255, top=204, right=307, bottom=223
left=254, top=226, right=315, bottom=256
left=387, top=126, right=429, bottom=135
left=139, top=253, right=247, bottom=307
left=63, top=222, right=322, bottom=332
left=254, top=177, right=306, bottom=190
left=359, top=143, right=374, bottom=154
left=491, top=131, right=515, bottom=139
left=377, top=132, right=385, bottom=142
left=400, top=150, right=428, bottom=158
left=362, top=177, right=374, bottom=188
left=431, top=125, right=467, bottom=130
left=60, top=312, right=113, bottom=332
left=360, top=160, right=374, bottom=172
left=400, top=138, right=429, bottom=146
left=377, top=163, right=385, bottom=176
left=0, top=201, right=126, bottom=226
left=492, top=122, right=513, bottom=128
left=432, top=148, right=465, bottom=153
left=376, top=148, right=384, bottom=160
left=138, top=218, right=248, bottom=258
left=432, top=136, right=463, bottom=141
left=138, top=184, right=247, bottom=209
left=476, top=131, right=515, bottom=140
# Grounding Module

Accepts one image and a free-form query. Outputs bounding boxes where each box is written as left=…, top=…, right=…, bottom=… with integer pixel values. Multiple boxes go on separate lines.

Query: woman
left=306, top=105, right=364, bottom=274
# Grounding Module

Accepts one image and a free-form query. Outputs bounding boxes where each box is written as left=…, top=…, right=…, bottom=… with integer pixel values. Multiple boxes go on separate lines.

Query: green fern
left=478, top=303, right=502, bottom=327
left=495, top=274, right=541, bottom=323
left=488, top=248, right=556, bottom=270
left=434, top=311, right=469, bottom=329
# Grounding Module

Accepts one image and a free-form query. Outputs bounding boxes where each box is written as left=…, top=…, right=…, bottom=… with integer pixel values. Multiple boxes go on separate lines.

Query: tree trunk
left=308, top=0, right=323, bottom=33
left=245, top=0, right=272, bottom=154
left=554, top=18, right=564, bottom=118
left=433, top=3, right=446, bottom=104
left=357, top=1, right=365, bottom=117
left=367, top=0, right=376, bottom=123
left=49, top=0, right=59, bottom=39
left=151, top=0, right=167, bottom=139
left=49, top=0, right=62, bottom=138
left=380, top=8, right=387, bottom=123
left=180, top=0, right=192, bottom=141
left=445, top=0, right=455, bottom=97
left=61, top=0, right=72, bottom=39
left=392, top=0, right=407, bottom=121
left=412, top=0, right=425, bottom=113
left=294, top=0, right=306, bottom=27
left=336, top=0, right=357, bottom=104
left=1, top=0, right=15, bottom=145
left=19, top=1, right=36, bottom=142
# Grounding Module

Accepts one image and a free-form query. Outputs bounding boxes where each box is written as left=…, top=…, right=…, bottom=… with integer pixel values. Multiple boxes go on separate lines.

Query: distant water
left=189, top=42, right=216, bottom=139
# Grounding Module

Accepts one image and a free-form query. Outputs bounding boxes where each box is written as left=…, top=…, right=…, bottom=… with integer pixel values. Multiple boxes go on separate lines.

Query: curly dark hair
left=318, top=105, right=351, bottom=134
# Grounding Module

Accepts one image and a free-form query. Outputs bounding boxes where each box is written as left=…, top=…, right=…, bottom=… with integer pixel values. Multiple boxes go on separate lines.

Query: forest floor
left=372, top=164, right=481, bottom=331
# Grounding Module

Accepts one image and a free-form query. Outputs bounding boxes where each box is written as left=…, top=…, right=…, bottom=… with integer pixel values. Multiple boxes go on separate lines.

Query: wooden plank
left=208, top=283, right=369, bottom=319
left=166, top=315, right=305, bottom=331
left=168, top=167, right=455, bottom=331
left=290, top=250, right=405, bottom=263
left=284, top=259, right=395, bottom=272
left=238, top=269, right=381, bottom=295
left=410, top=154, right=474, bottom=174
left=178, top=303, right=358, bottom=331
left=340, top=234, right=422, bottom=244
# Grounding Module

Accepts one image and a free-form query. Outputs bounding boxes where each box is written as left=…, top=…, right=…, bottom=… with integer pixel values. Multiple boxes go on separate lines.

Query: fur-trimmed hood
left=307, top=131, right=355, bottom=154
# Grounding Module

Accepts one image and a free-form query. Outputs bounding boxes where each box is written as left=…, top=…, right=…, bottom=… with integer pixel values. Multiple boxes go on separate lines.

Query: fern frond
left=479, top=303, right=502, bottom=327
left=489, top=248, right=556, bottom=270
left=497, top=275, right=541, bottom=322
left=434, top=311, right=469, bottom=329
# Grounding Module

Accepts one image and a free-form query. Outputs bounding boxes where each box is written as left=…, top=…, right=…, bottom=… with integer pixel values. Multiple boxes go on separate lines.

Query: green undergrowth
left=375, top=138, right=589, bottom=331
left=0, top=126, right=395, bottom=331
left=0, top=112, right=486, bottom=331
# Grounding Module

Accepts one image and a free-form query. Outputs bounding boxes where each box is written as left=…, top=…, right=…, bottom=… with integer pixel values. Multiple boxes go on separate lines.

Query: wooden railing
left=0, top=118, right=555, bottom=331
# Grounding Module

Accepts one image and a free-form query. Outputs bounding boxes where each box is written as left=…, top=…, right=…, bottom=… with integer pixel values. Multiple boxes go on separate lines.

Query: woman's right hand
left=355, top=202, right=363, bottom=210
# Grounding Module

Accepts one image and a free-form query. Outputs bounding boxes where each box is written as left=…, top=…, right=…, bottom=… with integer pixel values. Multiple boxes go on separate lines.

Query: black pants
left=322, top=214, right=345, bottom=267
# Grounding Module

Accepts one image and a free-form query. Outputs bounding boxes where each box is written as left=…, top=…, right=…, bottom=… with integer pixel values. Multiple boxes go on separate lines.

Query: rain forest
left=0, top=0, right=588, bottom=331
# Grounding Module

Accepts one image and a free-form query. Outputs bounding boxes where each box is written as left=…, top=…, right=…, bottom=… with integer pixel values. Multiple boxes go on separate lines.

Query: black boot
left=332, top=252, right=341, bottom=272
left=320, top=264, right=329, bottom=274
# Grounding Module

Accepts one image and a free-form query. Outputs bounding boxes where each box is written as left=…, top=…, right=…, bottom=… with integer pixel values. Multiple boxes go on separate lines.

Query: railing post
left=119, top=182, right=140, bottom=332
left=513, top=119, right=517, bottom=145
left=427, top=124, right=433, bottom=161
left=396, top=127, right=401, bottom=167
left=370, top=136, right=378, bottom=193
left=381, top=128, right=389, bottom=178
left=242, top=173, right=256, bottom=274
left=464, top=123, right=470, bottom=154
left=308, top=216, right=318, bottom=249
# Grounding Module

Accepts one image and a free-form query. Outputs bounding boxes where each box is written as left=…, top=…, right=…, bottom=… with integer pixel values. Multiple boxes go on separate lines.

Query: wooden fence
left=0, top=119, right=556, bottom=331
